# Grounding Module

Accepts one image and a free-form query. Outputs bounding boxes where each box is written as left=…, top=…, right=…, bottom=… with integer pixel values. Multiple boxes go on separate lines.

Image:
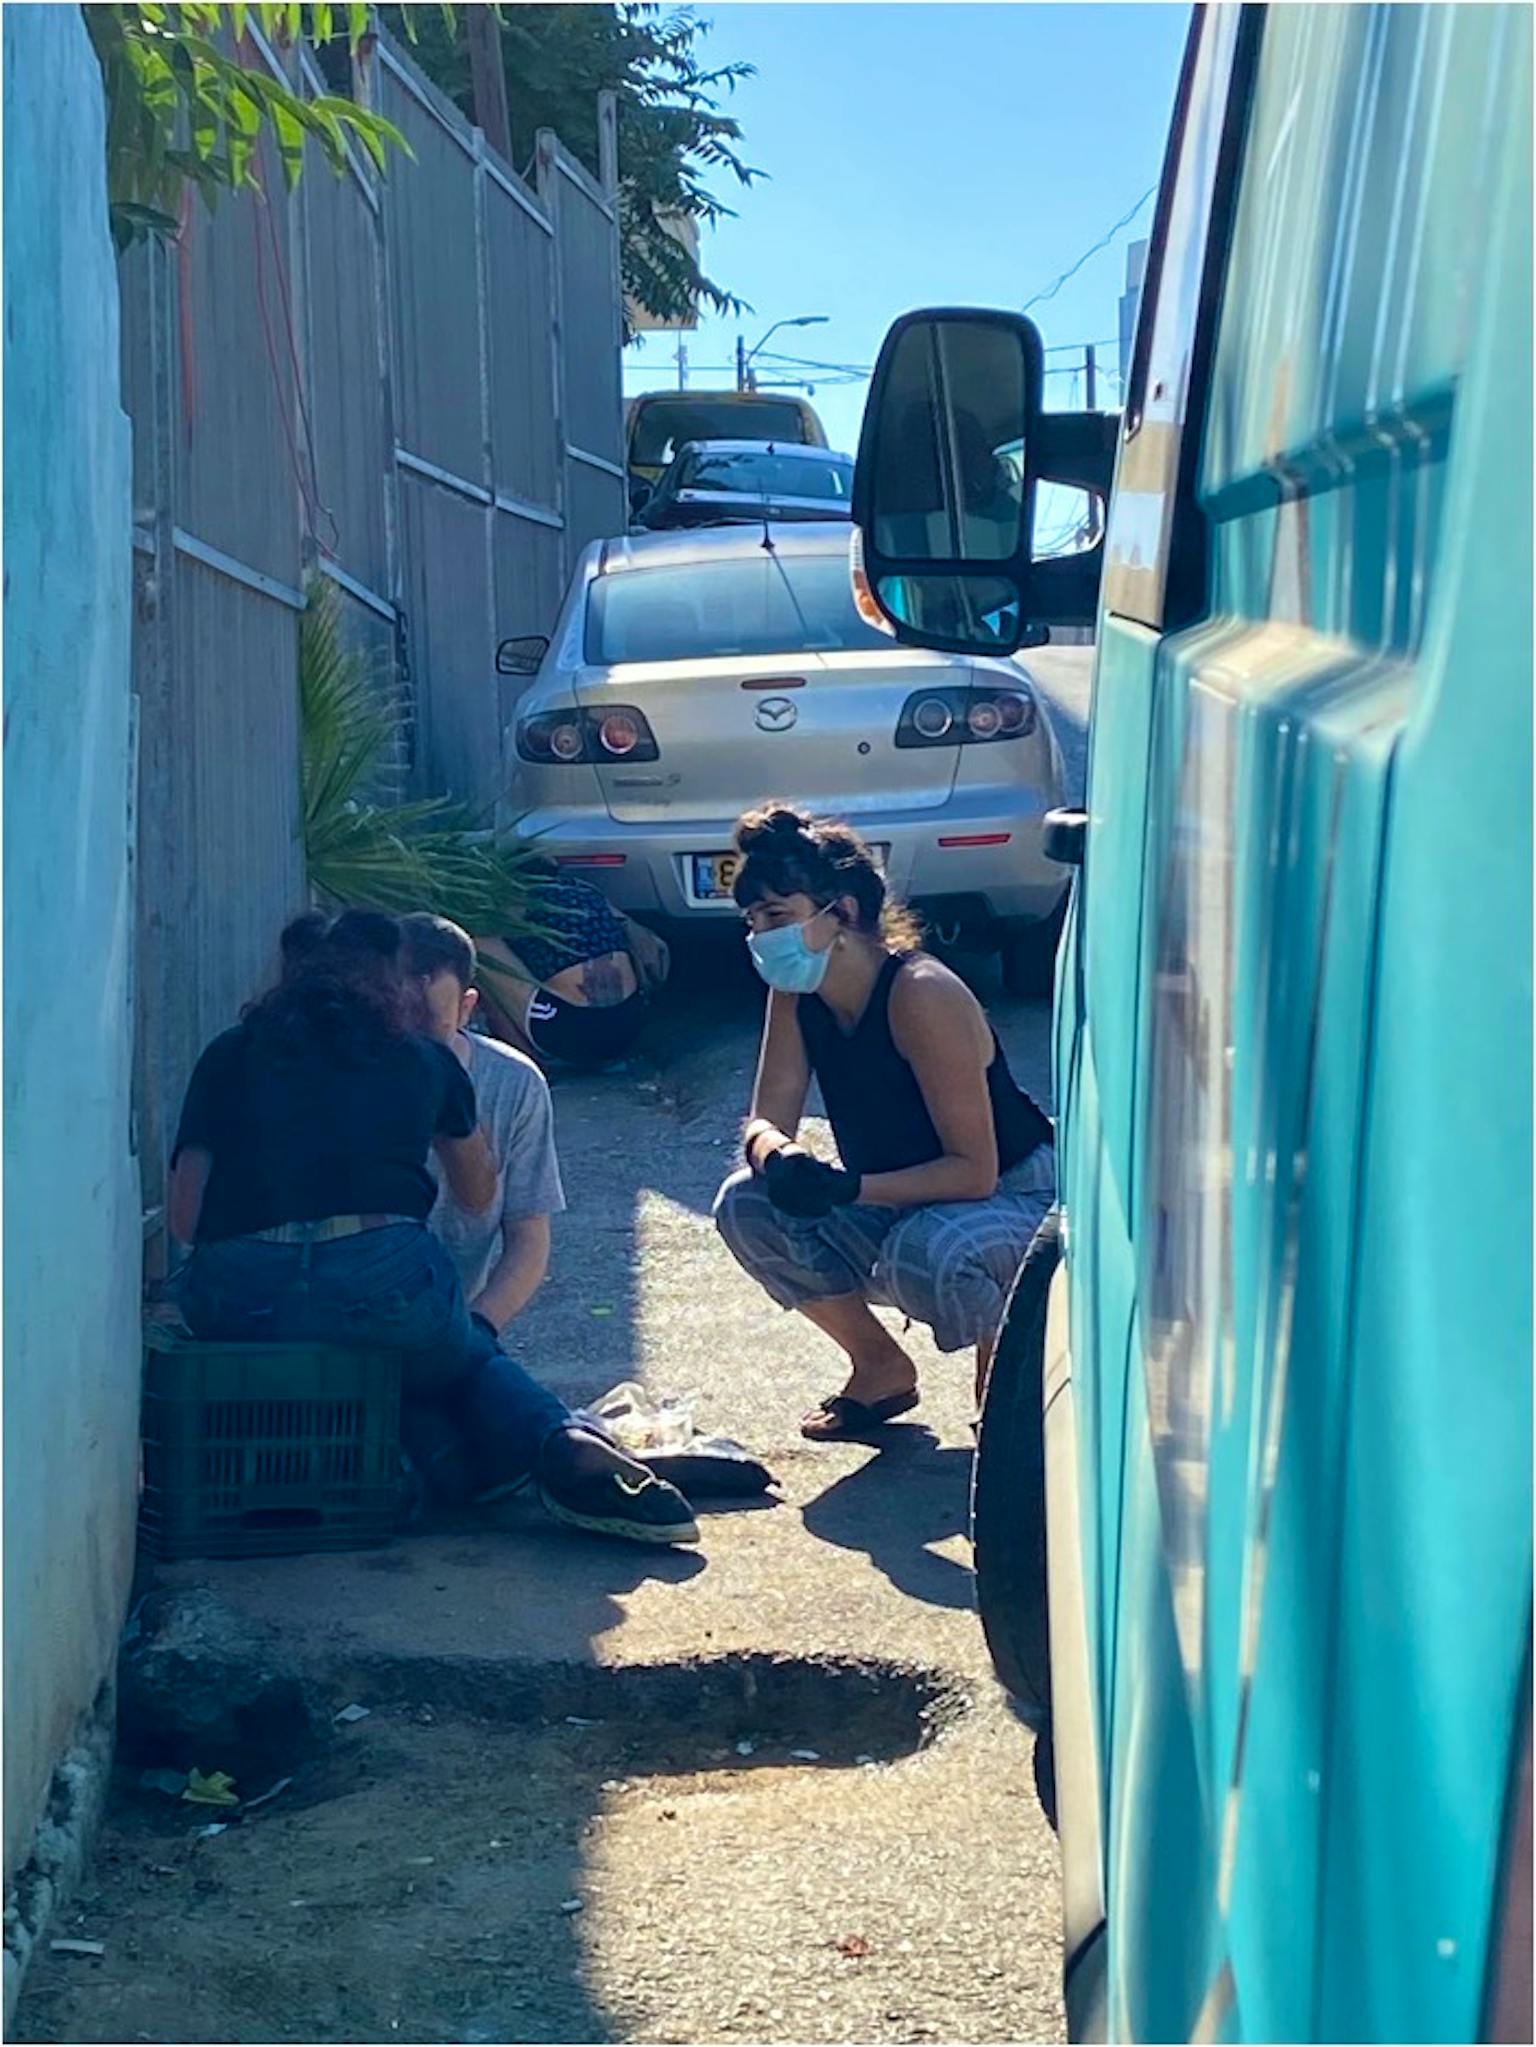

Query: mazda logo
left=755, top=696, right=798, bottom=733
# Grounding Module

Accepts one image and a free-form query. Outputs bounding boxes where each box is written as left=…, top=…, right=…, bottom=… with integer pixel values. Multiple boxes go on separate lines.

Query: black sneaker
left=538, top=1466, right=700, bottom=1547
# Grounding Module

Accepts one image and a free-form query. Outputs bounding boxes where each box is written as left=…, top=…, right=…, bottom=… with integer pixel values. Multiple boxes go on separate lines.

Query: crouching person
left=168, top=909, right=697, bottom=1548
left=713, top=806, right=1056, bottom=1440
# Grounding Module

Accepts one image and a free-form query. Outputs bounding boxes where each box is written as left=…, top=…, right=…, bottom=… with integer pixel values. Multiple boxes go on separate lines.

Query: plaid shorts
left=713, top=1145, right=1056, bottom=1354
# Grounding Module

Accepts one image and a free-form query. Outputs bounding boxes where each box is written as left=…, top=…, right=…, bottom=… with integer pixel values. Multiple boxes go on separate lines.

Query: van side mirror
left=852, top=308, right=1116, bottom=654
left=496, top=635, right=549, bottom=678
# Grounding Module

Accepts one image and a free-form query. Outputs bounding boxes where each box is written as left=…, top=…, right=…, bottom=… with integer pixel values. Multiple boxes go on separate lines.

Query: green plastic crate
left=140, top=1329, right=404, bottom=1560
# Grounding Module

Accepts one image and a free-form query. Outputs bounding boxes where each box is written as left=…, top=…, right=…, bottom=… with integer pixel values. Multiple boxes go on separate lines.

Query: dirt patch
left=14, top=1657, right=1015, bottom=2047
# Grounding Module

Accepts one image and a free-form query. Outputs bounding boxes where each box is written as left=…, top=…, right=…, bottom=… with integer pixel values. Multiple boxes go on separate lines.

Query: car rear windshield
left=586, top=554, right=894, bottom=664
left=631, top=399, right=810, bottom=469
left=681, top=450, right=853, bottom=502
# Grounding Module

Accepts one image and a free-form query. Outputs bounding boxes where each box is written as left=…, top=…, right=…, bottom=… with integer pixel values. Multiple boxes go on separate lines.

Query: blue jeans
left=183, top=1223, right=572, bottom=1499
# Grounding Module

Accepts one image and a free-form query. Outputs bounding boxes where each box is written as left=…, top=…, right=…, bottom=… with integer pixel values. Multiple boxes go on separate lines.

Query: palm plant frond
left=299, top=583, right=554, bottom=967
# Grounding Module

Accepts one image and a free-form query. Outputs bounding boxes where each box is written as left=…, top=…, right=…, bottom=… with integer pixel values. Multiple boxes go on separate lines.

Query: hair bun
left=734, top=802, right=812, bottom=855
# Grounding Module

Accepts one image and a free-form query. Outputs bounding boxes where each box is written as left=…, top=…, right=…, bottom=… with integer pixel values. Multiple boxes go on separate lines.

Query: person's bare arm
left=470, top=1214, right=552, bottom=1333
left=855, top=964, right=999, bottom=1207
left=433, top=1128, right=498, bottom=1215
left=167, top=1147, right=212, bottom=1246
left=742, top=991, right=812, bottom=1171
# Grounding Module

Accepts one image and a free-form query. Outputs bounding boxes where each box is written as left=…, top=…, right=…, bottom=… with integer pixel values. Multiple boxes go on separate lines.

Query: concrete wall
left=2, top=6, right=139, bottom=1887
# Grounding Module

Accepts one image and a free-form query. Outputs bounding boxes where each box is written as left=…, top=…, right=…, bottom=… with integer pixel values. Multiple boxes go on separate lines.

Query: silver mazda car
left=502, top=524, right=1068, bottom=988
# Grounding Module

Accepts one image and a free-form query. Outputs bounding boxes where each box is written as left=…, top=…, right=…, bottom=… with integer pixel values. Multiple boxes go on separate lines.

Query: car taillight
left=598, top=710, right=645, bottom=757
left=896, top=687, right=1037, bottom=749
left=517, top=705, right=659, bottom=765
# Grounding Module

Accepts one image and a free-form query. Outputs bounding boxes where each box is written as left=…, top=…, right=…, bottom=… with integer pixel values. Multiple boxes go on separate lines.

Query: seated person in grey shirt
left=398, top=913, right=566, bottom=1339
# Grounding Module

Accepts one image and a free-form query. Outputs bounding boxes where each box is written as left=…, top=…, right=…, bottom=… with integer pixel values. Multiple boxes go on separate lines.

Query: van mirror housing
left=852, top=308, right=1117, bottom=654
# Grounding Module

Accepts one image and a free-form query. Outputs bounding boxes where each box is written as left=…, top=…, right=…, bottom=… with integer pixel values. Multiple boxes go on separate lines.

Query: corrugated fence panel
left=176, top=175, right=301, bottom=588
left=122, top=28, right=625, bottom=1223
left=485, top=178, right=560, bottom=512
left=556, top=163, right=624, bottom=469
left=492, top=513, right=564, bottom=750
left=380, top=57, right=484, bottom=486
left=564, top=455, right=626, bottom=574
left=400, top=473, right=496, bottom=809
left=304, top=155, right=390, bottom=600
left=140, top=559, right=305, bottom=1183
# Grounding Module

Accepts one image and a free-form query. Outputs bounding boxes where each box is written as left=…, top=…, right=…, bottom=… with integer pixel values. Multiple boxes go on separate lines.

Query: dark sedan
left=633, top=439, right=855, bottom=531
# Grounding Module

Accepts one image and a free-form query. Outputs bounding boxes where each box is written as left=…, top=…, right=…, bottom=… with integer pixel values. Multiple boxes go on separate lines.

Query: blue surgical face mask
left=746, top=905, right=835, bottom=994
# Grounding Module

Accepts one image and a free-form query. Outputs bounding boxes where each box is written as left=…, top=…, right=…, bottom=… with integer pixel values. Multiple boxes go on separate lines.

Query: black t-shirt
left=172, top=1023, right=477, bottom=1243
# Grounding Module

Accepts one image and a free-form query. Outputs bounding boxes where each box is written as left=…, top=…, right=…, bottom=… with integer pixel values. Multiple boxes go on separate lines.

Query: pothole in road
left=323, top=1649, right=970, bottom=1772
left=16, top=1656, right=1004, bottom=2047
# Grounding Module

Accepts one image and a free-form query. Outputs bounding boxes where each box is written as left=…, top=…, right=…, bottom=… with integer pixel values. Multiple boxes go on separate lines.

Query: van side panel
left=1074, top=4, right=1533, bottom=2039
left=1312, top=20, right=1532, bottom=2039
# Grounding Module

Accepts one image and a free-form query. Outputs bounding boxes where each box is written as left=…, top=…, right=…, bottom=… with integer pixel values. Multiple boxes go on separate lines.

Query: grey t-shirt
left=429, top=1032, right=566, bottom=1302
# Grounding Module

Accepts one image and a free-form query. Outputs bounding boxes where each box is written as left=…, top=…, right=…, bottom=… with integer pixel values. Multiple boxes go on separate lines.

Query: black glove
left=762, top=1146, right=862, bottom=1220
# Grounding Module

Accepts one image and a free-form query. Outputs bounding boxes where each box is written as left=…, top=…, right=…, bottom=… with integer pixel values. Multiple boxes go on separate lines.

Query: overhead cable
left=1023, top=184, right=1156, bottom=315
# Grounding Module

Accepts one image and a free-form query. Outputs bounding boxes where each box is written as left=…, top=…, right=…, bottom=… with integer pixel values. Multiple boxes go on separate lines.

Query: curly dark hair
left=730, top=803, right=924, bottom=951
left=245, top=909, right=406, bottom=1063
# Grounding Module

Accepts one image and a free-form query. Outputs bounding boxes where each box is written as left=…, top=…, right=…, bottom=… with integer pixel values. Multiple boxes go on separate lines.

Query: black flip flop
left=800, top=1390, right=920, bottom=1442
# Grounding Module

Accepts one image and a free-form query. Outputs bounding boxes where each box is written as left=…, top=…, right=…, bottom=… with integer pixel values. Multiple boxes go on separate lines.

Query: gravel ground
left=14, top=660, right=1091, bottom=2047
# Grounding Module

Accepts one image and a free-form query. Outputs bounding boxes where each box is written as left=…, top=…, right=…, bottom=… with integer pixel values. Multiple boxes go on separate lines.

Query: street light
left=737, top=315, right=828, bottom=391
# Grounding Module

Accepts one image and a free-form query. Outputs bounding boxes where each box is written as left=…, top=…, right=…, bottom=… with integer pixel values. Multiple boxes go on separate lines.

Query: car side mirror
left=496, top=635, right=549, bottom=678
left=851, top=308, right=1115, bottom=654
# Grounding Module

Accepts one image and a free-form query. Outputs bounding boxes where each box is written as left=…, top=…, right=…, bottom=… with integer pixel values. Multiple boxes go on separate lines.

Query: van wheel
left=971, top=1209, right=1061, bottom=1725
left=998, top=903, right=1065, bottom=997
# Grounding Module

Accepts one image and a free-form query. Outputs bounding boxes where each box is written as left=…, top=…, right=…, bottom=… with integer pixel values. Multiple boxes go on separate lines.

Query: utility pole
left=1084, top=341, right=1098, bottom=412
left=466, top=4, right=513, bottom=166
left=675, top=336, right=688, bottom=390
left=736, top=334, right=747, bottom=392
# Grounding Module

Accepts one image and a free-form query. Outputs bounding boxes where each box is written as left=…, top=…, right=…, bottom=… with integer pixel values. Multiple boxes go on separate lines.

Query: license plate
left=690, top=851, right=743, bottom=901
left=690, top=843, right=889, bottom=903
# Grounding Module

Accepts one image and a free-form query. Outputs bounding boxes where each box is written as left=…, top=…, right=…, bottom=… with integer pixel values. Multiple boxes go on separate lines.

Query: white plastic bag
left=573, top=1380, right=699, bottom=1455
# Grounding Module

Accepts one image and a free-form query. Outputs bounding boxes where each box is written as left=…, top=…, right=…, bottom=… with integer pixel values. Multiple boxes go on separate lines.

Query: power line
left=1023, top=184, right=1156, bottom=315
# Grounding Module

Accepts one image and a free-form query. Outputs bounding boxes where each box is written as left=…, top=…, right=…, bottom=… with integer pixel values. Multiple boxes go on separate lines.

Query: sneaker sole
left=537, top=1486, right=700, bottom=1548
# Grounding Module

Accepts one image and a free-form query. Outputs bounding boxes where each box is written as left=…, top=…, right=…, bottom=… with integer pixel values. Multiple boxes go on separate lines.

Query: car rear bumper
left=515, top=788, right=1070, bottom=927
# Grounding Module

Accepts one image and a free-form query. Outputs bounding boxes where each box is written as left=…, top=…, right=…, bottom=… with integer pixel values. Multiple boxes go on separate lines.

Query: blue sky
left=624, top=2, right=1192, bottom=452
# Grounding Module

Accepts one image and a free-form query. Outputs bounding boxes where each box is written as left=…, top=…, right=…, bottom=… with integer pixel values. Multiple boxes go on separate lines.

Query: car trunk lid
left=573, top=648, right=972, bottom=825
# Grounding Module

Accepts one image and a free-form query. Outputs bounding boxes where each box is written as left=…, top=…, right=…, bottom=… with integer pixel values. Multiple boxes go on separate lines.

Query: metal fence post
left=355, top=28, right=411, bottom=782
left=471, top=126, right=503, bottom=830
left=598, top=89, right=619, bottom=199
left=536, top=129, right=570, bottom=584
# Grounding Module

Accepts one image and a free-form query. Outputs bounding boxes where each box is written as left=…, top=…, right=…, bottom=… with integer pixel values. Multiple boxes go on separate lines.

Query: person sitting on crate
left=166, top=908, right=698, bottom=1549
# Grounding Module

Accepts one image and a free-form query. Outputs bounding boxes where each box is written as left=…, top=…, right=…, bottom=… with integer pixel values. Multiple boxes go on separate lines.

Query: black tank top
left=796, top=954, right=1052, bottom=1178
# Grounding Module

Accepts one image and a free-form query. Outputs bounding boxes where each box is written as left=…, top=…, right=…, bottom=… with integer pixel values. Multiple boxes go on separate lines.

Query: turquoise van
left=851, top=5, right=1532, bottom=2039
